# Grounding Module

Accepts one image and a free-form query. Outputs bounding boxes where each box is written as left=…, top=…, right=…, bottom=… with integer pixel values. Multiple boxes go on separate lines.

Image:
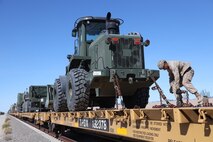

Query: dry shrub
left=4, top=127, right=12, bottom=135
left=2, top=117, right=12, bottom=141
left=2, top=122, right=10, bottom=129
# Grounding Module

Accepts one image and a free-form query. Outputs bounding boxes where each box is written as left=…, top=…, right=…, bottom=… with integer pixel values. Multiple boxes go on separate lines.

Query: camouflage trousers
left=181, top=68, right=198, bottom=94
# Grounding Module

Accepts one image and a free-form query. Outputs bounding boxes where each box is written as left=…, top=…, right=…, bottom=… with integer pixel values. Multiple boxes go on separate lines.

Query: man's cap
left=157, top=60, right=166, bottom=69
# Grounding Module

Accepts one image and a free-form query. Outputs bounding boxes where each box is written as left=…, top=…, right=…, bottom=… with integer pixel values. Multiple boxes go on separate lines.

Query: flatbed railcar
left=11, top=107, right=213, bottom=142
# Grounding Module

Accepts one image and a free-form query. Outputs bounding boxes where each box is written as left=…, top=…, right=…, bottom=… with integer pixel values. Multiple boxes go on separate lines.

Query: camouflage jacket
left=166, top=61, right=191, bottom=93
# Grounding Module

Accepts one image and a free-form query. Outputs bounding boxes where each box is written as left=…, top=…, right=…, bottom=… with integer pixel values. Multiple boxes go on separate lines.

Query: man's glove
left=169, top=87, right=173, bottom=94
left=176, top=88, right=182, bottom=94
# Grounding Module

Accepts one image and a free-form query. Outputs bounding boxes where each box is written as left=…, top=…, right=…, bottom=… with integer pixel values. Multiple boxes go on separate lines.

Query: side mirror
left=143, top=39, right=150, bottom=47
left=72, top=28, right=77, bottom=37
left=67, top=54, right=72, bottom=60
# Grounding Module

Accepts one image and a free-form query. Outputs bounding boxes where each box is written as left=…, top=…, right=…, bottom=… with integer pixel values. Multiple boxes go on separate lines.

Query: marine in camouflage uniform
left=157, top=60, right=203, bottom=106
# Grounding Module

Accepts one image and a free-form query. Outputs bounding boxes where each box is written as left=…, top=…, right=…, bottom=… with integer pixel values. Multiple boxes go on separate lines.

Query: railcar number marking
left=79, top=118, right=89, bottom=128
left=79, top=118, right=109, bottom=131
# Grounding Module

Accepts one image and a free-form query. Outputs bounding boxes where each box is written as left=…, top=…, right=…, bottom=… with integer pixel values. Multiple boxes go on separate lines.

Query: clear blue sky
left=0, top=0, right=212, bottom=112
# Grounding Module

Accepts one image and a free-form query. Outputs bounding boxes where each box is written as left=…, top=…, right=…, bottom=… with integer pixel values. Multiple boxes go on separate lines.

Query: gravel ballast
left=1, top=115, right=60, bottom=142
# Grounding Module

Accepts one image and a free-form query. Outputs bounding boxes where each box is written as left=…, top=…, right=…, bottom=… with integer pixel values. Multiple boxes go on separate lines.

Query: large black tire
left=66, top=69, right=89, bottom=111
left=53, top=76, right=68, bottom=112
left=125, top=87, right=150, bottom=108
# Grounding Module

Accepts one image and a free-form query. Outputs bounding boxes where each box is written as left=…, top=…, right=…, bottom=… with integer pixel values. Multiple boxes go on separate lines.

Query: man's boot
left=176, top=94, right=183, bottom=107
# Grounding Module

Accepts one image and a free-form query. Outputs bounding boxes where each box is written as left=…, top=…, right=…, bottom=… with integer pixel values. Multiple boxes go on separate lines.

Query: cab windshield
left=85, top=21, right=106, bottom=43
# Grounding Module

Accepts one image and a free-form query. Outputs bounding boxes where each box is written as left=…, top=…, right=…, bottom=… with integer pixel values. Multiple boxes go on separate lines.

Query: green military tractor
left=17, top=93, right=24, bottom=112
left=20, top=85, right=54, bottom=112
left=53, top=12, right=159, bottom=112
left=22, top=85, right=48, bottom=112
left=9, top=103, right=17, bottom=113
left=22, top=91, right=31, bottom=112
left=28, top=85, right=48, bottom=112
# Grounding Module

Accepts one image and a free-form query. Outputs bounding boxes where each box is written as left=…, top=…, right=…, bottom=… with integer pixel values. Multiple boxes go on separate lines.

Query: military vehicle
left=17, top=93, right=24, bottom=112
left=21, top=86, right=48, bottom=112
left=45, top=85, right=54, bottom=110
left=53, top=12, right=159, bottom=112
left=8, top=103, right=17, bottom=113
left=18, top=85, right=54, bottom=112
left=22, top=91, right=31, bottom=112
left=28, top=85, right=48, bottom=112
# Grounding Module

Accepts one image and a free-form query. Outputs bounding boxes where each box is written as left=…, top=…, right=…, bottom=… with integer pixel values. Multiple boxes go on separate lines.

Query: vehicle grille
left=113, top=38, right=142, bottom=68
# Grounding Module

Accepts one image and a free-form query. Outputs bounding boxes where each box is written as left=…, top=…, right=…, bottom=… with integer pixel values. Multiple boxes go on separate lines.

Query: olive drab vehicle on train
left=22, top=91, right=31, bottom=112
left=17, top=85, right=54, bottom=112
left=22, top=86, right=48, bottom=112
left=53, top=12, right=159, bottom=112
left=17, top=93, right=24, bottom=112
